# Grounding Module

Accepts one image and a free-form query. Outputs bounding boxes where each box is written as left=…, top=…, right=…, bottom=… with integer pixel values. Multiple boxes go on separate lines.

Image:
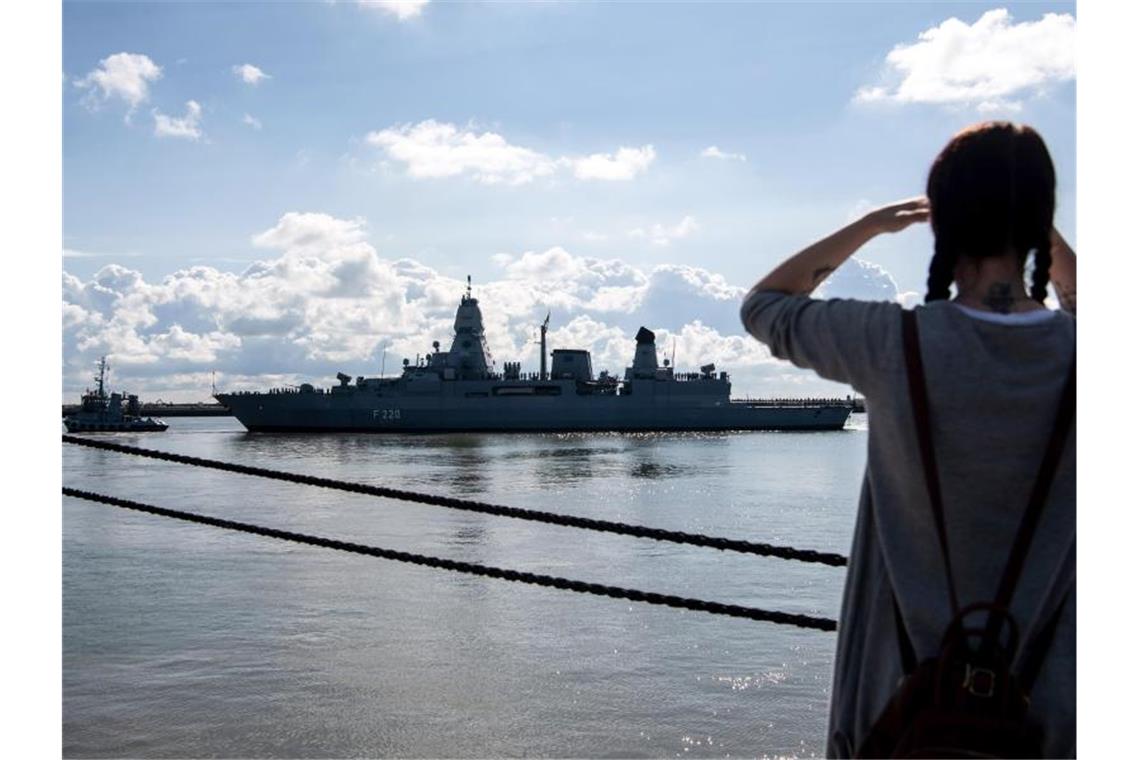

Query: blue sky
left=62, top=1, right=1077, bottom=399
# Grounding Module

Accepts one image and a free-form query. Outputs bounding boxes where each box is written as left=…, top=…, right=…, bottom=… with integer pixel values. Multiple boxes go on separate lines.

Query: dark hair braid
left=925, top=236, right=956, bottom=303
left=925, top=121, right=1057, bottom=306
left=1029, top=238, right=1052, bottom=303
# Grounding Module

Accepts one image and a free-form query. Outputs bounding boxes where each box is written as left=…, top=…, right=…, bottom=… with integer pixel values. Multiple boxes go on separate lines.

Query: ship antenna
left=539, top=311, right=550, bottom=381
left=211, top=370, right=216, bottom=395
left=381, top=347, right=387, bottom=378
left=672, top=338, right=676, bottom=368
left=466, top=274, right=472, bottom=300
left=96, top=356, right=107, bottom=398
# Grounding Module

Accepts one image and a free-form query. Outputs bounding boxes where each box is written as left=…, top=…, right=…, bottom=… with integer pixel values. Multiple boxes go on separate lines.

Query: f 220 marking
left=372, top=408, right=402, bottom=421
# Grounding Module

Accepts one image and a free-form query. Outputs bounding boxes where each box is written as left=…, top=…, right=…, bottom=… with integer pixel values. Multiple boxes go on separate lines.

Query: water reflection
left=629, top=461, right=688, bottom=479
left=446, top=525, right=487, bottom=547
left=432, top=435, right=491, bottom=495
left=218, top=429, right=732, bottom=492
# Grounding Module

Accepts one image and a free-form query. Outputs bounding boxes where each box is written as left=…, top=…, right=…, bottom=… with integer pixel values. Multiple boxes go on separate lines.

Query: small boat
left=64, top=357, right=168, bottom=433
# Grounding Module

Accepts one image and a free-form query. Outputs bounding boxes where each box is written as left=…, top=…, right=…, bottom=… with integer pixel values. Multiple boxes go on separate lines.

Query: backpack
left=856, top=309, right=1076, bottom=759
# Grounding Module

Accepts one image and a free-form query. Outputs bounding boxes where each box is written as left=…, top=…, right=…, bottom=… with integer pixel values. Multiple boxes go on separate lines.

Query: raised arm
left=748, top=198, right=930, bottom=296
left=1049, top=228, right=1076, bottom=315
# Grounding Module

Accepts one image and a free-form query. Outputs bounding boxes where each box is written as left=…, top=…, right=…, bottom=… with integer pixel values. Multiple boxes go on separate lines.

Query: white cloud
left=700, top=145, right=747, bottom=162
left=242, top=113, right=263, bottom=130
left=358, top=0, right=430, bottom=20
left=63, top=219, right=892, bottom=401
left=571, top=145, right=656, bottom=181
left=500, top=247, right=645, bottom=292
left=897, top=291, right=922, bottom=309
left=233, top=63, right=271, bottom=85
left=153, top=100, right=204, bottom=140
left=815, top=257, right=901, bottom=303
left=628, top=215, right=699, bottom=247
left=365, top=120, right=655, bottom=184
left=854, top=8, right=1075, bottom=110
left=251, top=211, right=369, bottom=251
left=74, top=52, right=163, bottom=118
left=635, top=265, right=745, bottom=335
left=365, top=120, right=558, bottom=185
left=149, top=325, right=243, bottom=363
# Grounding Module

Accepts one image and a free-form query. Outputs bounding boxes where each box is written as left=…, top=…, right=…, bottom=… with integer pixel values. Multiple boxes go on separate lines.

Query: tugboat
left=63, top=357, right=168, bottom=433
left=217, top=278, right=853, bottom=433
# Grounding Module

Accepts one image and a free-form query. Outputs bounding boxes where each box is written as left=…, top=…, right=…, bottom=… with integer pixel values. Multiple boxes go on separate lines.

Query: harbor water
left=63, top=416, right=868, bottom=758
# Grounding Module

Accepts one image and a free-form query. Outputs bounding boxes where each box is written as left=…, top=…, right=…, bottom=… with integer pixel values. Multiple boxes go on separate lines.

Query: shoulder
left=916, top=300, right=1076, bottom=335
left=740, top=290, right=908, bottom=385
left=741, top=288, right=903, bottom=326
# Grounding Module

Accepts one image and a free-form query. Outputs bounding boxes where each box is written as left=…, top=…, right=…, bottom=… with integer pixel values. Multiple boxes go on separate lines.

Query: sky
left=61, top=1, right=1077, bottom=401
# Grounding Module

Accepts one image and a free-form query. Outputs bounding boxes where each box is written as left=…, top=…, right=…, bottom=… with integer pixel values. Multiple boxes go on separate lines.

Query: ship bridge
left=422, top=276, right=495, bottom=380
left=447, top=277, right=494, bottom=378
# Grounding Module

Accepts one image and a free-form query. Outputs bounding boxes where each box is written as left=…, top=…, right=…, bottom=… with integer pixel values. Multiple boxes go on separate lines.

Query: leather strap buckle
left=962, top=663, right=996, bottom=698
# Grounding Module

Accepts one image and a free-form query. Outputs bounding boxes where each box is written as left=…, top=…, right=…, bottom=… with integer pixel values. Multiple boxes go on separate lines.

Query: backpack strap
left=892, top=590, right=917, bottom=674
left=902, top=307, right=1076, bottom=677
left=1017, top=587, right=1072, bottom=692
left=901, top=309, right=962, bottom=615
left=984, top=356, right=1077, bottom=644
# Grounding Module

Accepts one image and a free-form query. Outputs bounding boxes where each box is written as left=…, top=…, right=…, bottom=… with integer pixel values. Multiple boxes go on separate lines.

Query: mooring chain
left=62, top=487, right=837, bottom=631
left=62, top=435, right=848, bottom=567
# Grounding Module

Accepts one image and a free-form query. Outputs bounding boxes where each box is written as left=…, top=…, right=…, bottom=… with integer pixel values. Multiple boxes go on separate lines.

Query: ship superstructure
left=217, top=278, right=851, bottom=432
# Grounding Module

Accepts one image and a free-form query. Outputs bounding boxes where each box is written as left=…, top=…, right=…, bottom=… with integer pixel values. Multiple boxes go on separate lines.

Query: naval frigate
left=216, top=279, right=852, bottom=432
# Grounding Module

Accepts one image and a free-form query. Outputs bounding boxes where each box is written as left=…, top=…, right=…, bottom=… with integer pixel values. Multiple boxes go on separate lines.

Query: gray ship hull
left=215, top=286, right=852, bottom=434
left=217, top=382, right=851, bottom=433
left=63, top=417, right=168, bottom=433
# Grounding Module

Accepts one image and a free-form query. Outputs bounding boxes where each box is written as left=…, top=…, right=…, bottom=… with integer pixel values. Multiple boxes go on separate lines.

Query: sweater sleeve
left=740, top=288, right=903, bottom=393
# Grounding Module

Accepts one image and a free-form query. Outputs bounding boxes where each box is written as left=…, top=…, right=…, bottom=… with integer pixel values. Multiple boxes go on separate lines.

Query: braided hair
left=924, top=122, right=1056, bottom=304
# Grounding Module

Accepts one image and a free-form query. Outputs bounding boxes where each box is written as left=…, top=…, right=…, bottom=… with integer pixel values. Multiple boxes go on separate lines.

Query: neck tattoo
left=982, top=282, right=1018, bottom=314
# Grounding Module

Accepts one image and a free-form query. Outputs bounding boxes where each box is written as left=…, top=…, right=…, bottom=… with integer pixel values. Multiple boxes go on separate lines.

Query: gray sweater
left=740, top=290, right=1076, bottom=758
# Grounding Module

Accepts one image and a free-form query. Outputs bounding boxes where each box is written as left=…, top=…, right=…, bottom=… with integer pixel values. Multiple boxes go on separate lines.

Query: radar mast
left=95, top=356, right=108, bottom=399
left=539, top=312, right=550, bottom=380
